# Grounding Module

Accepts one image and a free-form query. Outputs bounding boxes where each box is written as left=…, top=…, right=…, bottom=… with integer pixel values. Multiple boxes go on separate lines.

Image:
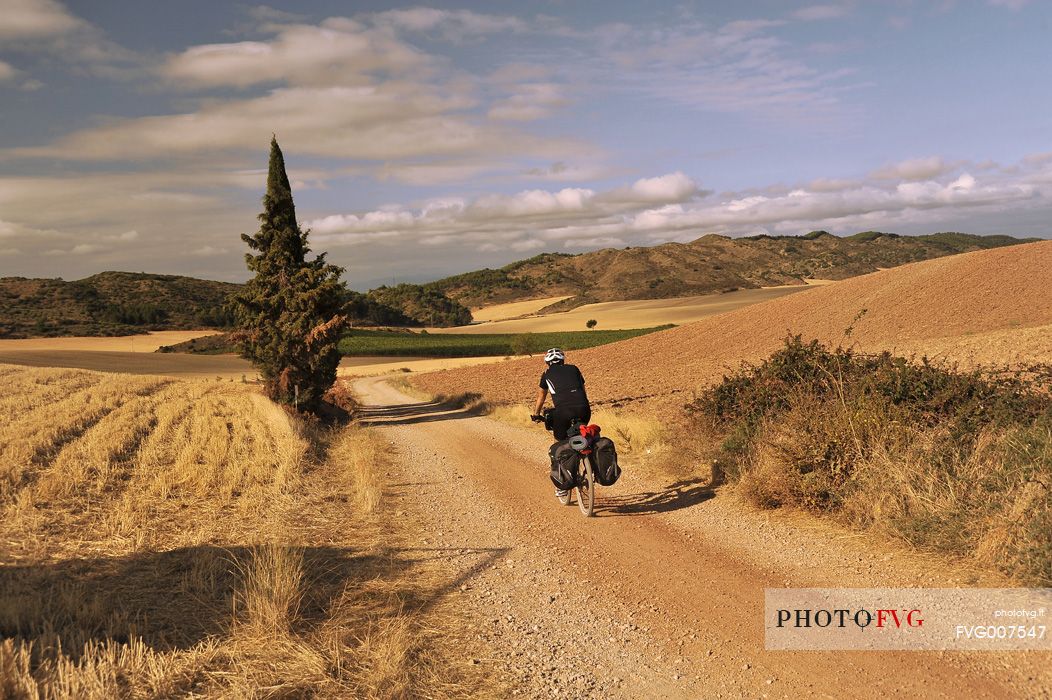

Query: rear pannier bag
left=548, top=440, right=580, bottom=490
left=592, top=436, right=621, bottom=486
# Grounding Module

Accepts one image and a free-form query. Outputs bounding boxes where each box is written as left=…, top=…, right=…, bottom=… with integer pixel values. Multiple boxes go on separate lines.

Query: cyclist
left=532, top=348, right=591, bottom=498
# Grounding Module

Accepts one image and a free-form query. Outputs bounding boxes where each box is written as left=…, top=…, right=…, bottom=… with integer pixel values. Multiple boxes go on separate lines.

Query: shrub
left=586, top=319, right=597, bottom=329
left=689, top=336, right=1052, bottom=584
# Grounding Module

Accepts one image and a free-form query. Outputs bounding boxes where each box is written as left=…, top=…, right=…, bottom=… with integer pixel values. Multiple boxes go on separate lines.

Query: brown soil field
left=434, top=286, right=812, bottom=334
left=413, top=240, right=1052, bottom=413
left=338, top=355, right=516, bottom=377
left=0, top=349, right=259, bottom=379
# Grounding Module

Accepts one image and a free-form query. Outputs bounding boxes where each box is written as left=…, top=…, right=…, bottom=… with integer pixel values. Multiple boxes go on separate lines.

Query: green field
left=336, top=326, right=673, bottom=357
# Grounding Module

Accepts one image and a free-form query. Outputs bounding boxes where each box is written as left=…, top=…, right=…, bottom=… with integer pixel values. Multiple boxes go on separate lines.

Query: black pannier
left=548, top=440, right=580, bottom=490
left=591, top=436, right=621, bottom=486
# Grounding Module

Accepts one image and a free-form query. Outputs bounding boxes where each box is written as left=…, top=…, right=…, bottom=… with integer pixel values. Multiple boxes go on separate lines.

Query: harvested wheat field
left=0, top=331, right=216, bottom=354
left=0, top=363, right=490, bottom=698
left=413, top=240, right=1052, bottom=412
left=437, top=285, right=811, bottom=334
left=468, top=295, right=572, bottom=322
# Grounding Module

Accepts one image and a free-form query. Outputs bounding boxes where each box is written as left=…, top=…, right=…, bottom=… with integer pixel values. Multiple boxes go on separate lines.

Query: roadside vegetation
left=688, top=336, right=1052, bottom=585
left=0, top=363, right=487, bottom=698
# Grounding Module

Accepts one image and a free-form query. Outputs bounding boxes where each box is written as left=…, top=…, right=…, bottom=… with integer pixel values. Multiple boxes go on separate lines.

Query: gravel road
left=354, top=376, right=1050, bottom=699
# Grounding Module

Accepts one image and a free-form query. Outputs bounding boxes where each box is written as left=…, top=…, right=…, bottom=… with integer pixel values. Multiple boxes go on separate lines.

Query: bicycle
left=532, top=409, right=597, bottom=517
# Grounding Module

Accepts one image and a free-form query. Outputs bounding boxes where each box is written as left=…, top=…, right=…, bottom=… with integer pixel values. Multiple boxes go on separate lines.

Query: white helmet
left=544, top=347, right=565, bottom=364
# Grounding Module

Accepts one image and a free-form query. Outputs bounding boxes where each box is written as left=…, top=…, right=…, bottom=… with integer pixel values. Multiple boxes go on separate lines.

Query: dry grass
left=328, top=427, right=386, bottom=514
left=693, top=339, right=1052, bottom=584
left=487, top=403, right=664, bottom=454
left=0, top=363, right=490, bottom=698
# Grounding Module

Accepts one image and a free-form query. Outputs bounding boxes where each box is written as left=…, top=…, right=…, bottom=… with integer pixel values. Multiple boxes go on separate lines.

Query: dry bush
left=692, top=338, right=1052, bottom=584
left=0, top=363, right=488, bottom=698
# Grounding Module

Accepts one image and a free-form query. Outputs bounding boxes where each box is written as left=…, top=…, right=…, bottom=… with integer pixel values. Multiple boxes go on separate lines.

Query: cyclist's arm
left=533, top=387, right=547, bottom=415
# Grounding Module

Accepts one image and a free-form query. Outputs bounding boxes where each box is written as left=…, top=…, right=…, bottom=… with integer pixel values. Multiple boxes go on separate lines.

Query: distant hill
left=427, top=231, right=1038, bottom=311
left=414, top=239, right=1052, bottom=413
left=0, top=271, right=473, bottom=339
left=0, top=272, right=239, bottom=339
left=2, top=232, right=1037, bottom=338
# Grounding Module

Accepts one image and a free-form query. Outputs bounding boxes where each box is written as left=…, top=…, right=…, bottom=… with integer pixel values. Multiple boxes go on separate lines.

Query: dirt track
left=354, top=376, right=1050, bottom=699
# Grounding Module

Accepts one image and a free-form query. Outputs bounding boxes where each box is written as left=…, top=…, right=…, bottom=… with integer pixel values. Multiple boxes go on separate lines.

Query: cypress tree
left=233, top=137, right=347, bottom=412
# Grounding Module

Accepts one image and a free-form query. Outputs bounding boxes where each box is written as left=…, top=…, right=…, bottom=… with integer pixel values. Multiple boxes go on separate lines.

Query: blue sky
left=1, top=0, right=1050, bottom=288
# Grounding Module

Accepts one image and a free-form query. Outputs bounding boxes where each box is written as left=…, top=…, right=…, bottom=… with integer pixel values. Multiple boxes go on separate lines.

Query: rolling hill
left=427, top=231, right=1037, bottom=310
left=412, top=240, right=1052, bottom=414
left=2, top=231, right=1037, bottom=339
left=0, top=272, right=239, bottom=339
left=0, top=272, right=473, bottom=338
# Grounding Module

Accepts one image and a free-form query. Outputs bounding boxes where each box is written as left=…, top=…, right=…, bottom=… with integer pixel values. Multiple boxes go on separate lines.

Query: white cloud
left=374, top=161, right=501, bottom=186
left=522, top=162, right=624, bottom=182
left=0, top=61, right=17, bottom=82
left=303, top=160, right=1047, bottom=257
left=191, top=245, right=227, bottom=257
left=44, top=243, right=104, bottom=256
left=574, top=17, right=860, bottom=122
left=871, top=156, right=953, bottom=181
left=488, top=83, right=568, bottom=121
left=626, top=172, right=699, bottom=202
left=807, top=177, right=861, bottom=192
left=0, top=0, right=83, bottom=39
left=0, top=0, right=139, bottom=77
left=371, top=8, right=527, bottom=38
left=8, top=84, right=578, bottom=162
left=11, top=14, right=589, bottom=166
left=162, top=19, right=427, bottom=89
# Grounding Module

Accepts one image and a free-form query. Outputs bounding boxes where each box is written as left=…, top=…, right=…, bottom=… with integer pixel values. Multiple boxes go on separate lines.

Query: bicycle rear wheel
left=576, top=454, right=595, bottom=517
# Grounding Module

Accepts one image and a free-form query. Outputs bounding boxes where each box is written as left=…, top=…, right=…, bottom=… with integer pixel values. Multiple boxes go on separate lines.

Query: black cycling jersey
left=539, top=363, right=589, bottom=408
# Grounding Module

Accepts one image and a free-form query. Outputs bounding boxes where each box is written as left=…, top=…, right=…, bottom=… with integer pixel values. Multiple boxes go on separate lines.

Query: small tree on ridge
left=233, top=137, right=347, bottom=412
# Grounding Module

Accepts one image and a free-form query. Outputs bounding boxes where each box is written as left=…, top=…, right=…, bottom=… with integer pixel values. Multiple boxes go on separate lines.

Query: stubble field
left=0, top=363, right=487, bottom=698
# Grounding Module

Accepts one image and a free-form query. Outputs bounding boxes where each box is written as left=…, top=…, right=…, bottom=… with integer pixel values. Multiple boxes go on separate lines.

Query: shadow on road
left=356, top=393, right=489, bottom=427
left=600, top=477, right=717, bottom=516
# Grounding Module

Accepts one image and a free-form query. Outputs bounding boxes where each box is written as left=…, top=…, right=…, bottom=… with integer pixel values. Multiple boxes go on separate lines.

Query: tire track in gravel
left=354, top=376, right=1043, bottom=699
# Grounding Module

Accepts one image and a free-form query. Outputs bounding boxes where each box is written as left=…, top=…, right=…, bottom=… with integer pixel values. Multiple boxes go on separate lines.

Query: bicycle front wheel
left=576, top=454, right=595, bottom=517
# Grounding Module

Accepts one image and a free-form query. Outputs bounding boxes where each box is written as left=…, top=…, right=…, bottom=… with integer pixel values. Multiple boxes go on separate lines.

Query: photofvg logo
left=765, top=588, right=1052, bottom=651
